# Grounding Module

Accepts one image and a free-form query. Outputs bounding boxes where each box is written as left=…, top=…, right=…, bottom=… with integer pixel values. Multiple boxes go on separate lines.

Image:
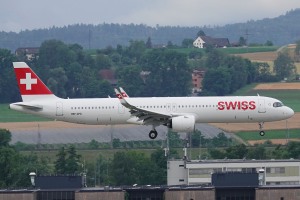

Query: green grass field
left=173, top=46, right=278, bottom=55
left=0, top=104, right=48, bottom=122
left=219, top=46, right=278, bottom=54
left=237, top=129, right=300, bottom=141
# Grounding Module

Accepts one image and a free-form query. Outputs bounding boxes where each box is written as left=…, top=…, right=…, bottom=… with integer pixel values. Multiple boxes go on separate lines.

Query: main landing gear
left=149, top=129, right=158, bottom=139
left=259, top=122, right=265, bottom=136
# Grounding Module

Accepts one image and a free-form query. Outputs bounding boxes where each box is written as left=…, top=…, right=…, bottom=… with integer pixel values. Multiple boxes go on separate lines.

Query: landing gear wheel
left=258, top=122, right=265, bottom=136
left=149, top=130, right=158, bottom=139
left=259, top=131, right=265, bottom=136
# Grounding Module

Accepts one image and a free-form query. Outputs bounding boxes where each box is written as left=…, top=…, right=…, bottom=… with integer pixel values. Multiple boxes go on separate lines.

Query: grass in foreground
left=236, top=129, right=300, bottom=141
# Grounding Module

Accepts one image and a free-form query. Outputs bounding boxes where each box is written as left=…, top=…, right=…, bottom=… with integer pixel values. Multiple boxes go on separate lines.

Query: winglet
left=119, top=87, right=129, bottom=98
left=114, top=88, right=127, bottom=105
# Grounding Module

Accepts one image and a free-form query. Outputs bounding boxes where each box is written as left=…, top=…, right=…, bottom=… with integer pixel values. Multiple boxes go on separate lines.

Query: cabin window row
left=71, top=106, right=115, bottom=110
left=136, top=105, right=218, bottom=109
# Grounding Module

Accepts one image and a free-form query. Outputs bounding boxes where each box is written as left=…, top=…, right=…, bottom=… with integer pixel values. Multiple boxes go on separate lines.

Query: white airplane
left=10, top=62, right=294, bottom=139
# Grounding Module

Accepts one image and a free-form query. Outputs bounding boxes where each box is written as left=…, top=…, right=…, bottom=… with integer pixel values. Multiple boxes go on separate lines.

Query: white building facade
left=193, top=37, right=205, bottom=48
left=168, top=159, right=300, bottom=186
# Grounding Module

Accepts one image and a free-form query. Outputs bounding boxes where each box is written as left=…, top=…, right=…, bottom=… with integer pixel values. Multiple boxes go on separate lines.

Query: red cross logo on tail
left=20, top=73, right=37, bottom=90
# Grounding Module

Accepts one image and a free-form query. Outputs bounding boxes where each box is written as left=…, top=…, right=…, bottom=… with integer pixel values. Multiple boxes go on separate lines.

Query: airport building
left=168, top=159, right=300, bottom=186
left=2, top=159, right=300, bottom=200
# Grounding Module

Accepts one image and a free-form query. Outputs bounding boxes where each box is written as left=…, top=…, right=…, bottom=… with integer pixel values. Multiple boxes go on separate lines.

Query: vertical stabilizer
left=13, top=62, right=58, bottom=102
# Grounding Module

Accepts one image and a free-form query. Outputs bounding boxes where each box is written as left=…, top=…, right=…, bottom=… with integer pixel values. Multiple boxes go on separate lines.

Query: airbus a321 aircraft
left=9, top=62, right=294, bottom=139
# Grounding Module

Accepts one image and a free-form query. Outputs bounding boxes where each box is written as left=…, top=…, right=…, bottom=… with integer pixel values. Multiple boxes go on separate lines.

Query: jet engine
left=168, top=115, right=195, bottom=132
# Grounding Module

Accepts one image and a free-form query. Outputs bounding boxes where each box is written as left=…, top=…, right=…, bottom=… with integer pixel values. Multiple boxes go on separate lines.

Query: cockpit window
left=273, top=102, right=284, bottom=107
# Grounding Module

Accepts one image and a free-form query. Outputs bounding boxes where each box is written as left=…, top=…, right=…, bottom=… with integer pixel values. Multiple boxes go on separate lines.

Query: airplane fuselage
left=10, top=95, right=293, bottom=125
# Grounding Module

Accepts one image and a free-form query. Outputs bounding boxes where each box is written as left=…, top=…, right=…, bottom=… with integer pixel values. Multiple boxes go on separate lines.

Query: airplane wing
left=114, top=88, right=173, bottom=125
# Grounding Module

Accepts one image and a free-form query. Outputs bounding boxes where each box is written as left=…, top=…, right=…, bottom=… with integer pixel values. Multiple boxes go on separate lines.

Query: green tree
left=0, top=147, right=19, bottom=187
left=0, top=129, right=11, bottom=147
left=117, top=65, right=145, bottom=97
left=225, top=144, right=248, bottom=159
left=209, top=148, right=226, bottom=159
left=224, top=56, right=248, bottom=92
left=254, top=62, right=276, bottom=82
left=111, top=151, right=164, bottom=185
left=88, top=139, right=99, bottom=149
left=55, top=147, right=67, bottom=174
left=0, top=49, right=18, bottom=103
left=65, top=145, right=82, bottom=174
left=168, top=131, right=182, bottom=148
left=246, top=145, right=267, bottom=159
left=112, top=138, right=122, bottom=148
left=273, top=52, right=296, bottom=80
left=287, top=142, right=300, bottom=159
left=14, top=153, right=51, bottom=187
left=146, top=37, right=152, bottom=49
left=38, top=40, right=76, bottom=69
left=205, top=49, right=226, bottom=68
left=188, top=50, right=203, bottom=59
left=125, top=40, right=146, bottom=64
left=93, top=155, right=111, bottom=186
left=79, top=66, right=106, bottom=98
left=211, top=132, right=232, bottom=147
left=191, top=130, right=206, bottom=147
left=202, top=67, right=231, bottom=96
left=197, top=30, right=206, bottom=37
left=182, top=38, right=194, bottom=48
left=111, top=151, right=139, bottom=185
left=141, top=49, right=191, bottom=97
left=239, top=37, right=247, bottom=46
left=95, top=53, right=112, bottom=70
left=47, top=67, right=68, bottom=98
left=265, top=40, right=273, bottom=46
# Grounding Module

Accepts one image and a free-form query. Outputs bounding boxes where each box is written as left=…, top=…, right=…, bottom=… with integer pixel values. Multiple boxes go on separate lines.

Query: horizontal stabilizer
left=10, top=102, right=43, bottom=110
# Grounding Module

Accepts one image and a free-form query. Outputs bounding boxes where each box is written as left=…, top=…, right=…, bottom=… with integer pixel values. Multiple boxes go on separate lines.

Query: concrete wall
left=256, top=188, right=300, bottom=200
left=75, top=191, right=125, bottom=200
left=0, top=192, right=36, bottom=200
left=165, top=189, right=215, bottom=200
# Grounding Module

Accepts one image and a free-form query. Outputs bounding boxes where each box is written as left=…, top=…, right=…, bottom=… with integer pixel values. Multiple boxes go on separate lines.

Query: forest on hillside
left=0, top=9, right=300, bottom=51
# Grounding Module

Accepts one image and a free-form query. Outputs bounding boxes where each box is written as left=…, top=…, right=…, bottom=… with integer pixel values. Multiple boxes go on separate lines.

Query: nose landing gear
left=259, top=122, right=265, bottom=136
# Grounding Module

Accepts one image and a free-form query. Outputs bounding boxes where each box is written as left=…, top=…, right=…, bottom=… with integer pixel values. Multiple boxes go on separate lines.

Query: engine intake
left=168, top=115, right=195, bottom=132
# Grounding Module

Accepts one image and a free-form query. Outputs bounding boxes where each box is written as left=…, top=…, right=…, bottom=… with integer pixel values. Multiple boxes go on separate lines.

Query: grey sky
left=0, top=0, right=299, bottom=32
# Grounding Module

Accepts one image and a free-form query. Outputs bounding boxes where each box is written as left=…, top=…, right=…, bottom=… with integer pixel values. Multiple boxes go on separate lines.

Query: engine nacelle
left=168, top=115, right=195, bottom=132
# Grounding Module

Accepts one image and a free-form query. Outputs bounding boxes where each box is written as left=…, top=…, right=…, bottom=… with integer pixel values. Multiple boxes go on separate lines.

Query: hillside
left=0, top=9, right=300, bottom=51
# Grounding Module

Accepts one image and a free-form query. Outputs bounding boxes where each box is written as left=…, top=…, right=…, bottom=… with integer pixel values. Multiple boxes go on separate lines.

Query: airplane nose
left=285, top=107, right=294, bottom=118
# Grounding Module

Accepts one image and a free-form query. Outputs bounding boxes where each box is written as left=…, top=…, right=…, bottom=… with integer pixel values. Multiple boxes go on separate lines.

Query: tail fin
left=13, top=62, right=58, bottom=102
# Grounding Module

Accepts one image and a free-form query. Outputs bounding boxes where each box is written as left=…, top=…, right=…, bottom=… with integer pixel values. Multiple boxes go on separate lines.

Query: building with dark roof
left=193, top=36, right=230, bottom=48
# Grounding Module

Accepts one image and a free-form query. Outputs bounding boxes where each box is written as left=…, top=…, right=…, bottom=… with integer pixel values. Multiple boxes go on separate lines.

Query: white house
left=193, top=37, right=205, bottom=48
left=193, top=36, right=230, bottom=48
